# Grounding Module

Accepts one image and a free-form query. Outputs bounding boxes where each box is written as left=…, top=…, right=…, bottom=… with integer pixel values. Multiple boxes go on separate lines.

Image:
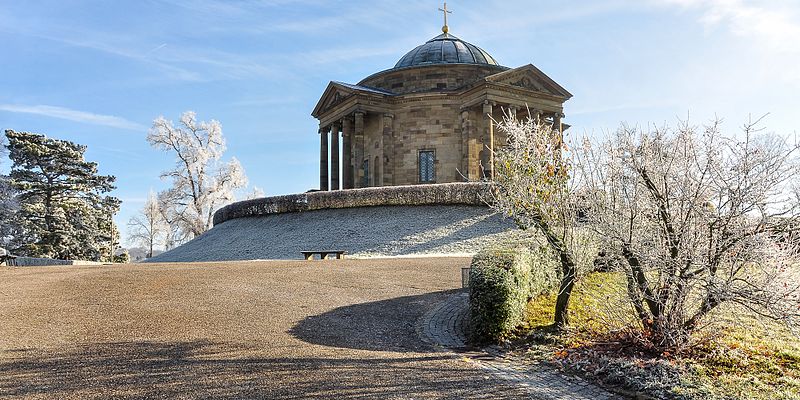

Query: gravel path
left=148, top=205, right=528, bottom=263
left=0, top=258, right=536, bottom=399
left=418, top=292, right=624, bottom=400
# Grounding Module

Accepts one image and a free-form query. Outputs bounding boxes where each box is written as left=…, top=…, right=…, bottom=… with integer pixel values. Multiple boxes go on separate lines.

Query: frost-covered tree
left=148, top=111, right=247, bottom=239
left=577, top=118, right=800, bottom=350
left=490, top=116, right=582, bottom=328
left=156, top=190, right=190, bottom=250
left=127, top=190, right=167, bottom=258
left=243, top=186, right=265, bottom=200
left=0, top=136, right=19, bottom=247
left=5, top=130, right=120, bottom=260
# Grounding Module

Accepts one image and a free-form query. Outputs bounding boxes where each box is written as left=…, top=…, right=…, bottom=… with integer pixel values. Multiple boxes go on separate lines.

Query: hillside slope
left=148, top=205, right=523, bottom=262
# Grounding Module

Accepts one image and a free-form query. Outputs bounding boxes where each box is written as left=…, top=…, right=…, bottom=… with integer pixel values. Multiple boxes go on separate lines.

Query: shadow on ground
left=290, top=290, right=460, bottom=353
left=0, top=340, right=525, bottom=399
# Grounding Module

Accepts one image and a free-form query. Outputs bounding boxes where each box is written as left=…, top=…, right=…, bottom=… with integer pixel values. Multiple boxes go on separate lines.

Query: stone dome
left=394, top=33, right=501, bottom=69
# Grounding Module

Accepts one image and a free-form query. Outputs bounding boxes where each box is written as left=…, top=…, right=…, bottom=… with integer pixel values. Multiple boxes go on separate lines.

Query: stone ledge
left=213, top=182, right=491, bottom=226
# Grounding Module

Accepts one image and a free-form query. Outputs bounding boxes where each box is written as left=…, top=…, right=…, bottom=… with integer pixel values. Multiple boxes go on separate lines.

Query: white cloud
left=0, top=104, right=147, bottom=131
left=653, top=0, right=800, bottom=52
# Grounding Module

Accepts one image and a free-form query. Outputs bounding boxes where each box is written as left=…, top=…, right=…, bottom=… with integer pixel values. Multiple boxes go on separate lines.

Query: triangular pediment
left=311, top=83, right=356, bottom=118
left=486, top=64, right=572, bottom=99
left=311, top=82, right=395, bottom=118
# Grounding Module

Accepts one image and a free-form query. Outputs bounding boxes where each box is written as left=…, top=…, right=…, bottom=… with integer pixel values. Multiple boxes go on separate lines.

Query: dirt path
left=0, top=258, right=533, bottom=399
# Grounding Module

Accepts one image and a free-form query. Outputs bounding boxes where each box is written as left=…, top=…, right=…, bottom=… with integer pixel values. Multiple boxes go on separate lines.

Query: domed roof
left=394, top=33, right=501, bottom=69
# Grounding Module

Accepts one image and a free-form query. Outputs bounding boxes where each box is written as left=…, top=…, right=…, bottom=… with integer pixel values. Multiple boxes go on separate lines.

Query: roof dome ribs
left=393, top=33, right=500, bottom=69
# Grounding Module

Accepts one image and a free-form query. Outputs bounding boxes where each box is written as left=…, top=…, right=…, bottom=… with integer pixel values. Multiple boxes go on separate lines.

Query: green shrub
left=113, top=251, right=130, bottom=264
left=469, top=246, right=558, bottom=343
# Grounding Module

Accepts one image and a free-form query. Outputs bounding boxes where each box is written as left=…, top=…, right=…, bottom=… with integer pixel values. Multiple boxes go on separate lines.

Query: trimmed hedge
left=213, top=182, right=490, bottom=226
left=469, top=246, right=558, bottom=343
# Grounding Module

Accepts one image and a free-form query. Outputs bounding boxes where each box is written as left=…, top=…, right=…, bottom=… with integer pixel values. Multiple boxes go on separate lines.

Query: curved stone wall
left=358, top=63, right=507, bottom=95
left=213, top=182, right=490, bottom=226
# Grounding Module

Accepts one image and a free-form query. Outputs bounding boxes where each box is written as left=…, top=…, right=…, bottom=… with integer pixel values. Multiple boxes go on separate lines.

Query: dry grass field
left=0, top=258, right=528, bottom=399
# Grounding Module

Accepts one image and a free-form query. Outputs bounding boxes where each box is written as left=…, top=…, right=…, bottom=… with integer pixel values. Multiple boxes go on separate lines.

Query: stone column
left=342, top=117, right=353, bottom=189
left=319, top=126, right=329, bottom=191
left=483, top=101, right=494, bottom=180
left=330, top=122, right=341, bottom=190
left=381, top=114, right=394, bottom=186
left=460, top=110, right=471, bottom=180
left=532, top=109, right=542, bottom=123
left=354, top=112, right=365, bottom=188
left=553, top=112, right=563, bottom=132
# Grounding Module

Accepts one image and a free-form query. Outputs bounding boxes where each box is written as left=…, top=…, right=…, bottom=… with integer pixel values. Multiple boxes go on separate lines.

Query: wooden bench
left=301, top=250, right=346, bottom=261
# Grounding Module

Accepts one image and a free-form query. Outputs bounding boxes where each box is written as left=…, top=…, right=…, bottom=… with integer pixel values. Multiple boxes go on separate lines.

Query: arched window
left=362, top=159, right=369, bottom=187
left=419, top=150, right=435, bottom=183
left=374, top=156, right=380, bottom=186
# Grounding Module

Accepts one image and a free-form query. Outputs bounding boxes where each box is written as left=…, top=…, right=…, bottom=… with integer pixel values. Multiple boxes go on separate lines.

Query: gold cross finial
left=439, top=2, right=452, bottom=35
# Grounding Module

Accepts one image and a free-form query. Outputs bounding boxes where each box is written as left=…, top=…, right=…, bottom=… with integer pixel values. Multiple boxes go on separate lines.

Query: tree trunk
left=533, top=217, right=578, bottom=329
left=554, top=251, right=576, bottom=328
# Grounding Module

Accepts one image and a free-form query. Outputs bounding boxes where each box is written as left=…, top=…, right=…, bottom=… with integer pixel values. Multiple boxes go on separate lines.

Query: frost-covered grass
left=150, top=205, right=525, bottom=262
left=516, top=271, right=800, bottom=399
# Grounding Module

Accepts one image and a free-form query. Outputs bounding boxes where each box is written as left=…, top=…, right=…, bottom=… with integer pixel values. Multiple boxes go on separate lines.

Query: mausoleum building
left=312, top=13, right=571, bottom=191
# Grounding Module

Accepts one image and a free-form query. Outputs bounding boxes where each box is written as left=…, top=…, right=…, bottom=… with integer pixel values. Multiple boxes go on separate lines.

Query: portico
left=313, top=24, right=571, bottom=191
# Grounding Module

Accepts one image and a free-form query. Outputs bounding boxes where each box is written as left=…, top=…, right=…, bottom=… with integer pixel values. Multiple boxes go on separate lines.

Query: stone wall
left=316, top=62, right=568, bottom=190
left=359, top=100, right=513, bottom=186
left=359, top=64, right=507, bottom=94
left=8, top=257, right=105, bottom=267
left=213, top=182, right=490, bottom=227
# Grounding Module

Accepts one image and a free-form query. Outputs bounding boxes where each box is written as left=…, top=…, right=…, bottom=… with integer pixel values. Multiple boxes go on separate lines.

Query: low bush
left=113, top=251, right=130, bottom=264
left=469, top=246, right=557, bottom=343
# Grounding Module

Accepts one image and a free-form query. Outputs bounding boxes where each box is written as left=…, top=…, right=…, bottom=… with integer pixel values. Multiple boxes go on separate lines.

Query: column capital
left=341, top=116, right=353, bottom=130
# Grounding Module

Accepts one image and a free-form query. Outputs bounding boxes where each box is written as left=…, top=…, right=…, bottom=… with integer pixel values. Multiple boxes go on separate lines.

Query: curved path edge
left=416, top=291, right=625, bottom=400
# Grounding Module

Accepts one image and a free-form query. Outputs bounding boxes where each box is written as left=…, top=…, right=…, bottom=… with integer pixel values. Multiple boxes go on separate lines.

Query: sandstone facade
left=311, top=32, right=571, bottom=190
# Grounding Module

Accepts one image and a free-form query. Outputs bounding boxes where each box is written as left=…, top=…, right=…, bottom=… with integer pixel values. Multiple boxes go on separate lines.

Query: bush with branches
left=575, top=118, right=800, bottom=350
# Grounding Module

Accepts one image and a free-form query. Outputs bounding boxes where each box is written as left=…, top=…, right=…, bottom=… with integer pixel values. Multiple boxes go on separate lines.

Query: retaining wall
left=9, top=257, right=105, bottom=267
left=213, top=182, right=490, bottom=226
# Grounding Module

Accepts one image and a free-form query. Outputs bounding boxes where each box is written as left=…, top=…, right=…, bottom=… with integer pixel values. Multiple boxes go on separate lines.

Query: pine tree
left=0, top=136, right=18, bottom=249
left=5, top=130, right=120, bottom=260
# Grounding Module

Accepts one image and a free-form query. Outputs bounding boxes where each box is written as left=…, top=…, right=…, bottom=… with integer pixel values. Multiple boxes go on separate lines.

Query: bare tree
left=157, top=189, right=191, bottom=250
left=577, top=117, right=800, bottom=350
left=148, top=111, right=247, bottom=239
left=490, top=115, right=583, bottom=328
left=127, top=191, right=167, bottom=258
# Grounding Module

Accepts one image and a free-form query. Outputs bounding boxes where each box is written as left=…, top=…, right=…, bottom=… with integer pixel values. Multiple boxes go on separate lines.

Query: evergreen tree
left=5, top=130, right=120, bottom=260
left=0, top=136, right=18, bottom=248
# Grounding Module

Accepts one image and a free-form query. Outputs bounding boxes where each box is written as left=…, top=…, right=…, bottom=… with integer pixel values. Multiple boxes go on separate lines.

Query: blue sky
left=1, top=0, right=799, bottom=246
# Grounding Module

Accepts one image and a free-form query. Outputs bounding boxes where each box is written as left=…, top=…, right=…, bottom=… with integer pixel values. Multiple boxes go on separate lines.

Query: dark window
left=419, top=150, right=435, bottom=183
left=363, top=159, right=369, bottom=187
left=374, top=156, right=380, bottom=186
